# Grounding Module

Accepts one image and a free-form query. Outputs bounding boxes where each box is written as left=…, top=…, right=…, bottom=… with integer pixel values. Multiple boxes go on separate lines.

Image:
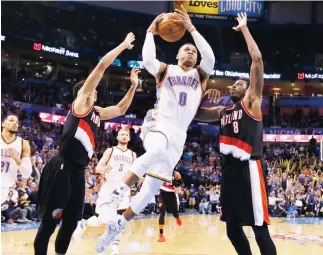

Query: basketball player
left=195, top=13, right=277, bottom=255
left=73, top=129, right=136, bottom=255
left=95, top=6, right=218, bottom=252
left=33, top=33, right=140, bottom=255
left=157, top=170, right=182, bottom=242
left=1, top=114, right=32, bottom=208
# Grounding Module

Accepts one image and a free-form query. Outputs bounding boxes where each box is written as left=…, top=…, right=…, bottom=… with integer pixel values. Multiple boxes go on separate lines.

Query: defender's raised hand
left=233, top=12, right=247, bottom=32
left=130, top=68, right=141, bottom=88
left=174, top=5, right=194, bottom=31
left=147, top=13, right=166, bottom=35
left=122, top=32, right=136, bottom=50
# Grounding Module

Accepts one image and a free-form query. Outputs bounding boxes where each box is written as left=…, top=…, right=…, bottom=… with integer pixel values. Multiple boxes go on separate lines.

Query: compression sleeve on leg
left=130, top=176, right=164, bottom=215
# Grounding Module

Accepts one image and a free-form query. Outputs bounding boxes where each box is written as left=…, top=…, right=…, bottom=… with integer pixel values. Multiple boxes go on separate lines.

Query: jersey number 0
left=178, top=92, right=187, bottom=106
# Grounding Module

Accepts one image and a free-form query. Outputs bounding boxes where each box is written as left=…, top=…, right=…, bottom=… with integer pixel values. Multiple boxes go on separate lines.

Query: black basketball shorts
left=220, top=156, right=270, bottom=226
left=159, top=190, right=178, bottom=214
left=37, top=154, right=85, bottom=222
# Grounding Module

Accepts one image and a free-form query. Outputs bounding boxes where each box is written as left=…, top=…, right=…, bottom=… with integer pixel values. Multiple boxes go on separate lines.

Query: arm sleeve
left=191, top=30, right=215, bottom=75
left=142, top=32, right=161, bottom=76
left=18, top=157, right=32, bottom=179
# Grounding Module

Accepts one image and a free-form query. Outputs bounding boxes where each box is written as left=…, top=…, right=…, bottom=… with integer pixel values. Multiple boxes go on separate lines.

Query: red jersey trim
left=219, top=135, right=252, bottom=154
left=156, top=65, right=169, bottom=87
left=72, top=102, right=94, bottom=118
left=78, top=119, right=95, bottom=150
left=241, top=100, right=262, bottom=121
left=162, top=183, right=175, bottom=191
left=256, top=160, right=271, bottom=225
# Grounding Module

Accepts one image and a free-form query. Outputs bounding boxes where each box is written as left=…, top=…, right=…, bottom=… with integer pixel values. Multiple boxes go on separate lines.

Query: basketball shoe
left=96, top=215, right=124, bottom=253
left=98, top=189, right=125, bottom=224
left=158, top=234, right=165, bottom=242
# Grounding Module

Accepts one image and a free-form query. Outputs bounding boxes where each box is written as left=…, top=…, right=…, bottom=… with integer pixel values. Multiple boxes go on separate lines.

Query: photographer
left=209, top=186, right=220, bottom=214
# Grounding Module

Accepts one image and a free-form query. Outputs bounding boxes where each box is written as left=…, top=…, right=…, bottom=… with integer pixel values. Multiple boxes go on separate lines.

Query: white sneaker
left=96, top=216, right=124, bottom=253
left=110, top=243, right=120, bottom=255
left=74, top=219, right=87, bottom=240
left=98, top=190, right=124, bottom=224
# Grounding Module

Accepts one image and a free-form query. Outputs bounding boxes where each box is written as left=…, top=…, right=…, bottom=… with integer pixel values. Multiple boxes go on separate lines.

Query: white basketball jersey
left=105, top=146, right=134, bottom=182
left=1, top=136, right=23, bottom=188
left=144, top=65, right=202, bottom=130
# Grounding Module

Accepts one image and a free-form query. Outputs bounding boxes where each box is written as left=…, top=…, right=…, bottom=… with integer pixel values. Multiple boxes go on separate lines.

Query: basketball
left=157, top=13, right=186, bottom=42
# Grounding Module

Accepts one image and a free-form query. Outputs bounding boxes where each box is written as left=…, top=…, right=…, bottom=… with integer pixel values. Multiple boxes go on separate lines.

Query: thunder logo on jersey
left=1, top=148, right=20, bottom=158
left=167, top=75, right=199, bottom=90
left=113, top=154, right=132, bottom=164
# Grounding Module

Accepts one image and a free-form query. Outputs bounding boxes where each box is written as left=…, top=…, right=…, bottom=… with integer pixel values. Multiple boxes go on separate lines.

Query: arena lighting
left=33, top=42, right=79, bottom=58
left=1, top=35, right=5, bottom=41
left=210, top=69, right=281, bottom=80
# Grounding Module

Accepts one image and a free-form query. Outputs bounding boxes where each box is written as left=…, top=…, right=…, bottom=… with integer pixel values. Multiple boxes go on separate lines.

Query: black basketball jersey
left=160, top=172, right=182, bottom=193
left=59, top=103, right=100, bottom=166
left=219, top=100, right=263, bottom=160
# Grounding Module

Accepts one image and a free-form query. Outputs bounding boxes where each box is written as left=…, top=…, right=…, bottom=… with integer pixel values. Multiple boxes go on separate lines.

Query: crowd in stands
left=2, top=98, right=323, bottom=225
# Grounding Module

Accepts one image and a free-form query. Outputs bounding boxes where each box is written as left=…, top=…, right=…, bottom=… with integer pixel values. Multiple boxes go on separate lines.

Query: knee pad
left=130, top=176, right=164, bottom=214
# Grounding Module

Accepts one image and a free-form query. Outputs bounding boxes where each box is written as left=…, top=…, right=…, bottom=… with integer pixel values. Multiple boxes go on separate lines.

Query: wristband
left=189, top=26, right=196, bottom=33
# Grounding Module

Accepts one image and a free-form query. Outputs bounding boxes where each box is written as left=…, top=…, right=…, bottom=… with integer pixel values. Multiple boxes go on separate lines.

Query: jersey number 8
left=233, top=121, right=239, bottom=133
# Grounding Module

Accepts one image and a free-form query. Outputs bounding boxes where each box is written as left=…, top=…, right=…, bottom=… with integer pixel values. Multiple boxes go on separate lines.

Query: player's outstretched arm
left=194, top=106, right=224, bottom=122
left=233, top=13, right=263, bottom=100
left=143, top=13, right=167, bottom=81
left=95, top=68, right=140, bottom=120
left=74, top=33, right=135, bottom=113
left=96, top=148, right=113, bottom=174
left=174, top=5, right=215, bottom=82
left=195, top=88, right=222, bottom=122
left=7, top=139, right=32, bottom=178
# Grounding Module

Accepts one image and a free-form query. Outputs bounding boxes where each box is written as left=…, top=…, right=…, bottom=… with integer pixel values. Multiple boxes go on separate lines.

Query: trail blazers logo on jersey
left=221, top=110, right=243, bottom=128
left=91, top=112, right=101, bottom=127
left=167, top=76, right=199, bottom=90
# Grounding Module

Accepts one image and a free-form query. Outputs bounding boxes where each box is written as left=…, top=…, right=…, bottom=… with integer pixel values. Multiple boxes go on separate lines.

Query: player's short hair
left=73, top=80, right=85, bottom=98
left=2, top=113, right=19, bottom=123
left=178, top=43, right=196, bottom=55
left=118, top=128, right=130, bottom=134
left=238, top=77, right=250, bottom=89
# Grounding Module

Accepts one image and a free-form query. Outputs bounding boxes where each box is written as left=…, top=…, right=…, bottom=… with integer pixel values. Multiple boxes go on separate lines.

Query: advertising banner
left=33, top=42, right=79, bottom=58
left=264, top=128, right=323, bottom=135
left=297, top=72, right=323, bottom=80
left=263, top=134, right=323, bottom=143
left=174, top=0, right=265, bottom=20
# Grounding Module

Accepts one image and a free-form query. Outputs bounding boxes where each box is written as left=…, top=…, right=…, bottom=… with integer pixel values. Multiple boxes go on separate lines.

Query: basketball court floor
left=1, top=213, right=323, bottom=254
